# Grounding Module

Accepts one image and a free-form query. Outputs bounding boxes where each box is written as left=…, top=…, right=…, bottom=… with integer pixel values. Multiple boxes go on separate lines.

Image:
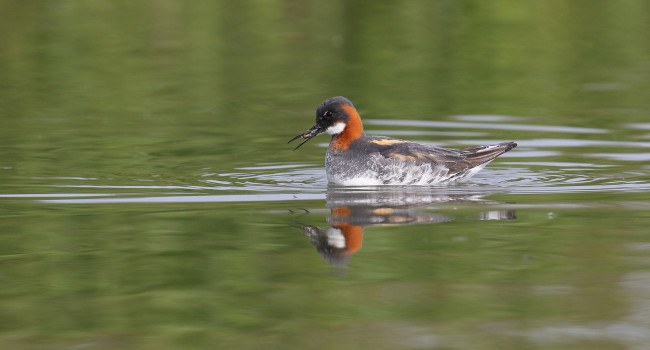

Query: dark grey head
left=288, top=96, right=358, bottom=150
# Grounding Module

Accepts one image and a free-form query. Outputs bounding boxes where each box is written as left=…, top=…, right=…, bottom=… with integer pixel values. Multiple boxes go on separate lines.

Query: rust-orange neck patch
left=333, top=223, right=363, bottom=255
left=330, top=104, right=364, bottom=151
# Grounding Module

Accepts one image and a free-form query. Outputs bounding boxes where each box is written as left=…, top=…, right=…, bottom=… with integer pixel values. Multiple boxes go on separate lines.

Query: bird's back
left=326, top=135, right=516, bottom=185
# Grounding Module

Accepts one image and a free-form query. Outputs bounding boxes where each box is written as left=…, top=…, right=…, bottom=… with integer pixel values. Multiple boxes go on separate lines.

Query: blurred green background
left=2, top=0, right=649, bottom=179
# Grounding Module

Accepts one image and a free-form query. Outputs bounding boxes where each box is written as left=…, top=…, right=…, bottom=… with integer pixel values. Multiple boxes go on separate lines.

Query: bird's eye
left=324, top=111, right=333, bottom=118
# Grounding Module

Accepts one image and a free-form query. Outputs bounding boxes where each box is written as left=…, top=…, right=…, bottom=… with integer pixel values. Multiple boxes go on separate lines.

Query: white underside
left=333, top=176, right=384, bottom=187
left=458, top=162, right=489, bottom=181
left=326, top=154, right=492, bottom=186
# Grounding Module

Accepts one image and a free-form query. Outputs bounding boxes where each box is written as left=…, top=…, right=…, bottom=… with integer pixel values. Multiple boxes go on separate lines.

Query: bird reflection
left=296, top=186, right=516, bottom=266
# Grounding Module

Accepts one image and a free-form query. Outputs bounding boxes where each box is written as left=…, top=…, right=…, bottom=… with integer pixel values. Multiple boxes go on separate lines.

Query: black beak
left=288, top=124, right=324, bottom=150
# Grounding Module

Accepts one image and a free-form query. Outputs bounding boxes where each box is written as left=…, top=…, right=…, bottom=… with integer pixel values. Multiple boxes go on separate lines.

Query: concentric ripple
left=3, top=117, right=649, bottom=204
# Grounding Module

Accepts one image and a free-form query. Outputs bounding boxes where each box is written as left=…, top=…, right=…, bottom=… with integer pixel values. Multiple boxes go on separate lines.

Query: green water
left=2, top=1, right=650, bottom=349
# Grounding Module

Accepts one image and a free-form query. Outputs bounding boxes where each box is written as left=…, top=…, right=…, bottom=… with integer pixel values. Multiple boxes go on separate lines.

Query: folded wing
left=373, top=137, right=517, bottom=175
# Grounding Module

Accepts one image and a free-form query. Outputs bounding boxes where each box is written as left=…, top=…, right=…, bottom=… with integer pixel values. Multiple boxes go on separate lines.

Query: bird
left=289, top=96, right=517, bottom=186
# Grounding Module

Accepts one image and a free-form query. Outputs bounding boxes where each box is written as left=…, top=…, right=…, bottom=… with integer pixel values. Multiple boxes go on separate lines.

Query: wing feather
left=369, top=137, right=516, bottom=175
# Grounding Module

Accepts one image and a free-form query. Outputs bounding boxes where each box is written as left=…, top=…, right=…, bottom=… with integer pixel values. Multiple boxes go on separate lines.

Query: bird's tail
left=461, top=142, right=517, bottom=167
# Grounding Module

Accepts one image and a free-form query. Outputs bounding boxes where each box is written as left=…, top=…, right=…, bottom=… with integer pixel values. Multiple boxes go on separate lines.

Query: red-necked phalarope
left=289, top=96, right=517, bottom=186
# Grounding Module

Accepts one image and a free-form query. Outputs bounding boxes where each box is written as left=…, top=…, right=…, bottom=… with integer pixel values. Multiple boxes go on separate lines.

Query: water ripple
left=365, top=119, right=608, bottom=134
left=4, top=116, right=650, bottom=204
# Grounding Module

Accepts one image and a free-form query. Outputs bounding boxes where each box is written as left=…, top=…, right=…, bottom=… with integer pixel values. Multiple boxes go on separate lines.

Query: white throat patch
left=326, top=122, right=346, bottom=135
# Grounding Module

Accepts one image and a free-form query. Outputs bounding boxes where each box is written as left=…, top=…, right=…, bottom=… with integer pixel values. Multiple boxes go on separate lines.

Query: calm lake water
left=2, top=1, right=650, bottom=349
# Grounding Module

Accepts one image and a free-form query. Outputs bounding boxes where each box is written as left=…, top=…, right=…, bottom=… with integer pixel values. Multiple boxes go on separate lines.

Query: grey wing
left=373, top=138, right=517, bottom=175
left=374, top=140, right=471, bottom=174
